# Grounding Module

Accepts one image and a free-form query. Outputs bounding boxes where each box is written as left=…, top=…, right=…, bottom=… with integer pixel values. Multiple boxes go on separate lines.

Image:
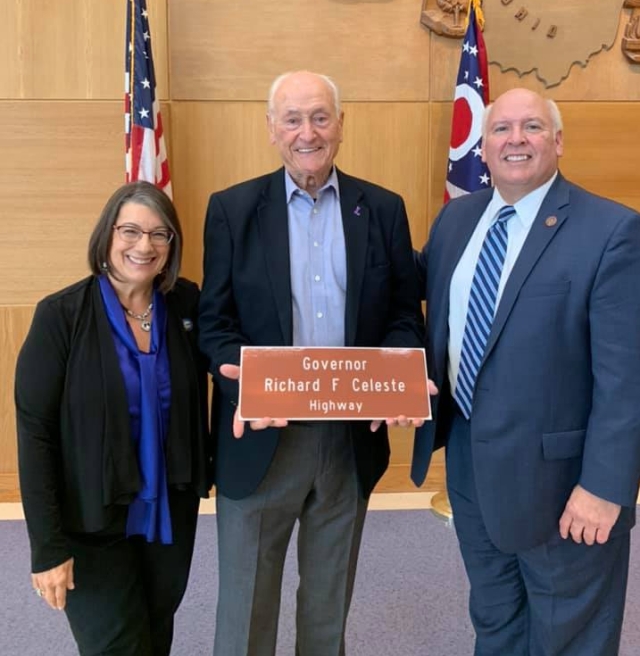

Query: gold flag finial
left=467, top=0, right=485, bottom=31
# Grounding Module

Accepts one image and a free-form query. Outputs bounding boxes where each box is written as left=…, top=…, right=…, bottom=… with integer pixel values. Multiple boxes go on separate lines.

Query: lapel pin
left=354, top=206, right=361, bottom=216
left=182, top=318, right=194, bottom=332
left=545, top=216, right=558, bottom=227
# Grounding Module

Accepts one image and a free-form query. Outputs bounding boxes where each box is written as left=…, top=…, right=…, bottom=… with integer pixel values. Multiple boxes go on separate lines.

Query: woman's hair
left=87, top=181, right=183, bottom=293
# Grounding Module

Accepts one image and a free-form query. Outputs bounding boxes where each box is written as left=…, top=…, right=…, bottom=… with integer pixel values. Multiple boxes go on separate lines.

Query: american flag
left=444, top=0, right=490, bottom=202
left=125, top=0, right=172, bottom=197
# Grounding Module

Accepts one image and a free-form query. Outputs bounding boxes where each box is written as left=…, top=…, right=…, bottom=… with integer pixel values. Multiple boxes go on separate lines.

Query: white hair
left=267, top=71, right=341, bottom=117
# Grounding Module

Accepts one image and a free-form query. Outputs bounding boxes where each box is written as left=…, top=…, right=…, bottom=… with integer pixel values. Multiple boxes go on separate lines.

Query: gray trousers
left=213, top=422, right=368, bottom=656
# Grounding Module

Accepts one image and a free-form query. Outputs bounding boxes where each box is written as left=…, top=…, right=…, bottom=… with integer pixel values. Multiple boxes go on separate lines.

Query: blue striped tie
left=454, top=205, right=516, bottom=419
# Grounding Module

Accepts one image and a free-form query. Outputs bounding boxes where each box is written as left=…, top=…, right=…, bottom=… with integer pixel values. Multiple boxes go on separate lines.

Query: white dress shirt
left=447, top=173, right=558, bottom=394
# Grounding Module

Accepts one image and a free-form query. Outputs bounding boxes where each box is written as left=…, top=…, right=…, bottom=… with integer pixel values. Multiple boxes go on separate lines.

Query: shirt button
left=313, top=208, right=319, bottom=215
left=314, top=241, right=319, bottom=247
left=317, top=312, right=323, bottom=319
left=314, top=275, right=320, bottom=282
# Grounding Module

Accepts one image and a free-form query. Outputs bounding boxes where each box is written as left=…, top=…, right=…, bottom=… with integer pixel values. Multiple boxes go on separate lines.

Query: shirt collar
left=489, top=171, right=558, bottom=229
left=284, top=167, right=340, bottom=204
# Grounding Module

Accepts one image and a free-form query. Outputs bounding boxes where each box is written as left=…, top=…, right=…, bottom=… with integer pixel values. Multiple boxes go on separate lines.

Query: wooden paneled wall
left=1, top=0, right=639, bottom=501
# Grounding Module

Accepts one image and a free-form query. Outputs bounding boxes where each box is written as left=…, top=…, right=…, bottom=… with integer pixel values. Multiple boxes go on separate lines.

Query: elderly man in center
left=198, top=70, right=424, bottom=655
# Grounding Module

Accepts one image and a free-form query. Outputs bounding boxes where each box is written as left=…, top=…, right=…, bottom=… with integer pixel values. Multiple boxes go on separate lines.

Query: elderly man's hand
left=219, top=364, right=288, bottom=438
left=369, top=379, right=438, bottom=432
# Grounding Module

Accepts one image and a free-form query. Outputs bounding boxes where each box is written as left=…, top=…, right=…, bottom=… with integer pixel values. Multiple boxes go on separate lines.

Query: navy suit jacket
left=199, top=167, right=424, bottom=500
left=412, top=174, right=640, bottom=552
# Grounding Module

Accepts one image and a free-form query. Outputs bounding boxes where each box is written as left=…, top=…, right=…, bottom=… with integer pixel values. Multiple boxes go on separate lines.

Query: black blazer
left=16, top=276, right=211, bottom=572
left=199, top=167, right=424, bottom=500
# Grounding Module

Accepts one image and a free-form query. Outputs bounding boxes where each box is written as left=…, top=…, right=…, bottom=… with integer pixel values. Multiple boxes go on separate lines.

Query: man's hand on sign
left=220, top=363, right=289, bottom=438
left=369, top=379, right=438, bottom=432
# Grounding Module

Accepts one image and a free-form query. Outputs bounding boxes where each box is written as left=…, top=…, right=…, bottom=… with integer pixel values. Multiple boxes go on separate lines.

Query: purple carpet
left=2, top=511, right=638, bottom=655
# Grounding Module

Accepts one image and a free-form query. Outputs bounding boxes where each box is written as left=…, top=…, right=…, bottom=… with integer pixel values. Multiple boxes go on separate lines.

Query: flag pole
left=431, top=0, right=490, bottom=524
left=124, top=0, right=172, bottom=197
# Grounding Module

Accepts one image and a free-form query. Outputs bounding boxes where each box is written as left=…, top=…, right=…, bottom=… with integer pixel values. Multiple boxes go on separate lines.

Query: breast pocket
left=364, top=262, right=391, bottom=287
left=367, top=262, right=390, bottom=272
left=519, top=280, right=571, bottom=299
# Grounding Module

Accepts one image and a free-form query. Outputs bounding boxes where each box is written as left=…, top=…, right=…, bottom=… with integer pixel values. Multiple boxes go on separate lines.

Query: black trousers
left=64, top=488, right=200, bottom=656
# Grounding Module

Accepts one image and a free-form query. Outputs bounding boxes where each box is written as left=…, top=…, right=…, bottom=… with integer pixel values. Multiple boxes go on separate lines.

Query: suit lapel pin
left=545, top=216, right=558, bottom=227
left=354, top=206, right=361, bottom=216
left=182, top=318, right=194, bottom=331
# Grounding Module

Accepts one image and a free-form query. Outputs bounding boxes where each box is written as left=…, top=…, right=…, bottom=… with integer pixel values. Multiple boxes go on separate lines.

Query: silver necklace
left=123, top=302, right=153, bottom=332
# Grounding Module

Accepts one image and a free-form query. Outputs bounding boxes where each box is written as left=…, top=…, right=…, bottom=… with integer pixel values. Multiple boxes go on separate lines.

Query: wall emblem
left=420, top=1, right=638, bottom=87
left=485, top=0, right=625, bottom=86
left=622, top=0, right=640, bottom=62
left=420, top=1, right=468, bottom=38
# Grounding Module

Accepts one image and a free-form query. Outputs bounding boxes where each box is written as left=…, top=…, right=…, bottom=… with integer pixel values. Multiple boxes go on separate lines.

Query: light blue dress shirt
left=447, top=173, right=558, bottom=393
left=285, top=168, right=346, bottom=347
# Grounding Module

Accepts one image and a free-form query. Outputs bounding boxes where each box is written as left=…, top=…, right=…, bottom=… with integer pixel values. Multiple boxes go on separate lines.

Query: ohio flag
left=125, top=0, right=172, bottom=197
left=444, top=0, right=490, bottom=202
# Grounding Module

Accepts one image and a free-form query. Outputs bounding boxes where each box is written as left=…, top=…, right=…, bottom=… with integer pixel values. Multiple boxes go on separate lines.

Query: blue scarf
left=98, top=275, right=173, bottom=543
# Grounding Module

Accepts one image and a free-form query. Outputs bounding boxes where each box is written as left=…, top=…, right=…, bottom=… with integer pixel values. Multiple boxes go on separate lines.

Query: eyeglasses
left=113, top=225, right=174, bottom=246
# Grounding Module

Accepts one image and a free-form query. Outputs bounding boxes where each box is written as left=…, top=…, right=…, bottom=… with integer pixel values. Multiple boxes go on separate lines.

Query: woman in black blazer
left=15, top=181, right=212, bottom=656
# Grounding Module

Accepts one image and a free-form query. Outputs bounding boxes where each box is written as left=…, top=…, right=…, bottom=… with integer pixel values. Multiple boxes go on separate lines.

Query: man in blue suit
left=412, top=88, right=640, bottom=655
left=199, top=71, right=424, bottom=656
